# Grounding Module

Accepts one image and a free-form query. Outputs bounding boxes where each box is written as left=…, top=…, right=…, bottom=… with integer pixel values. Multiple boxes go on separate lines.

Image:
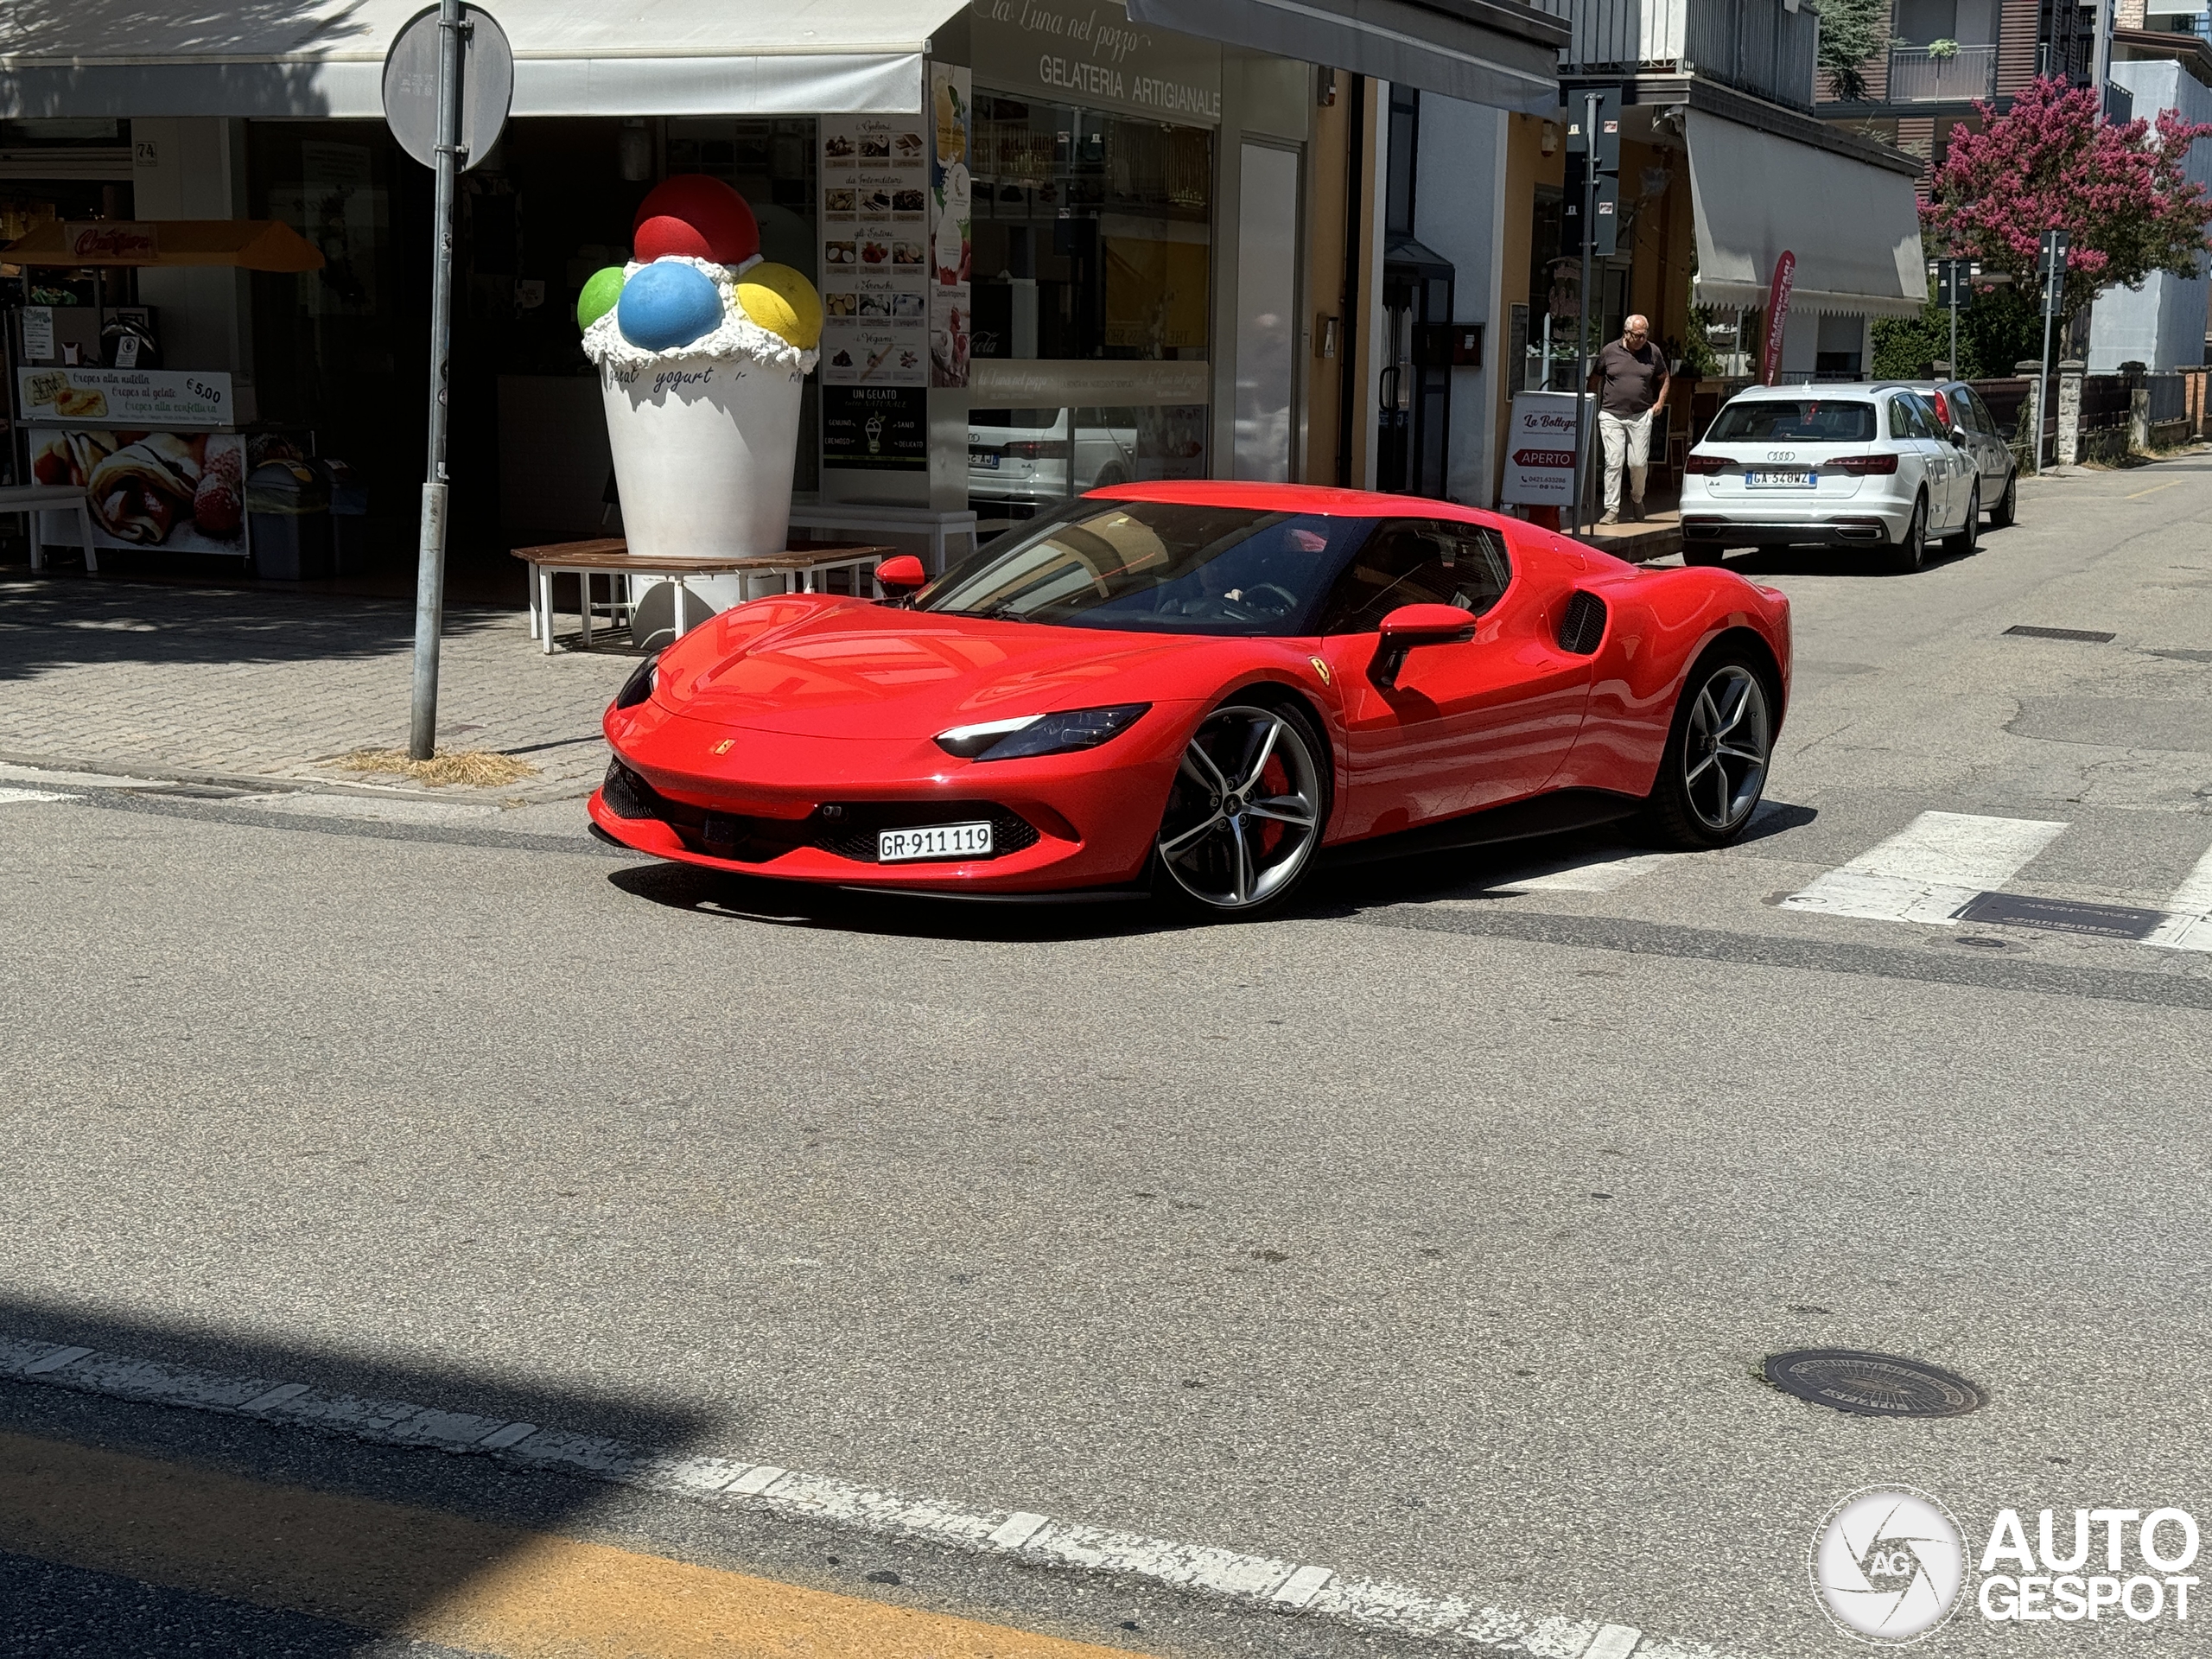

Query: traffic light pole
left=1570, top=88, right=1598, bottom=538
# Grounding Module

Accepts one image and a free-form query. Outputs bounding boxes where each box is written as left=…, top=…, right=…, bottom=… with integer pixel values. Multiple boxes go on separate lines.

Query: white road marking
left=1497, top=851, right=1675, bottom=893
left=0, top=787, right=78, bottom=804
left=1583, top=1625, right=1644, bottom=1659
left=0, top=1332, right=1745, bottom=1658
left=0, top=761, right=170, bottom=791
left=240, top=1382, right=311, bottom=1414
left=986, top=1510, right=1050, bottom=1548
left=2147, top=843, right=2212, bottom=951
left=1783, top=811, right=2069, bottom=925
left=1272, top=1563, right=1334, bottom=1608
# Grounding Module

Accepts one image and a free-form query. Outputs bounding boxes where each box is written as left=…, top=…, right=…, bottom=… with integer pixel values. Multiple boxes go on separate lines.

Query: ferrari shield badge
left=713, top=738, right=734, bottom=754
left=1308, top=656, right=1332, bottom=686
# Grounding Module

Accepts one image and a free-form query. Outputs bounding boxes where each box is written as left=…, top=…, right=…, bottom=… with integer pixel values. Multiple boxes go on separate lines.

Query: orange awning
left=1, top=219, right=324, bottom=272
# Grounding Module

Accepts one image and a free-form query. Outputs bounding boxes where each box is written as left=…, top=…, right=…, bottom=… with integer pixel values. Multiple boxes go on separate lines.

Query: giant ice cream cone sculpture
left=579, top=177, right=822, bottom=603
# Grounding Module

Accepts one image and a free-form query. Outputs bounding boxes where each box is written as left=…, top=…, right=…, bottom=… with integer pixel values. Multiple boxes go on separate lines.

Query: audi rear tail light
left=1683, top=453, right=1727, bottom=474
left=1832, top=454, right=1900, bottom=475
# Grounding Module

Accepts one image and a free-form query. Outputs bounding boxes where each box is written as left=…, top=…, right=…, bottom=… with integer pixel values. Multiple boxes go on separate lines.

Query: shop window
left=969, top=94, right=1211, bottom=365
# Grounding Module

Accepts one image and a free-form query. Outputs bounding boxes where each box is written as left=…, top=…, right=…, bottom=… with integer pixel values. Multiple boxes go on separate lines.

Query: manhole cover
left=1763, top=1350, right=1986, bottom=1418
left=1955, top=890, right=2165, bottom=940
left=2004, top=624, right=2115, bottom=643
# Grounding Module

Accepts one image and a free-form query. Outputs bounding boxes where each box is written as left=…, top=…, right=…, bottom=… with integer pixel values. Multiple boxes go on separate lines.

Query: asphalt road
left=3, top=456, right=2210, bottom=1658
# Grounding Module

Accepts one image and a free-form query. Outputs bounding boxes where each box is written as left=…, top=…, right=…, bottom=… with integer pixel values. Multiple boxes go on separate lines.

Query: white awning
left=0, top=0, right=970, bottom=119
left=1685, top=109, right=1929, bottom=319
left=1125, top=0, right=1568, bottom=114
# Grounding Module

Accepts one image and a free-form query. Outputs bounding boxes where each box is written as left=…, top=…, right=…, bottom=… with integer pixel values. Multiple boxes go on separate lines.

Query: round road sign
left=382, top=3, right=514, bottom=175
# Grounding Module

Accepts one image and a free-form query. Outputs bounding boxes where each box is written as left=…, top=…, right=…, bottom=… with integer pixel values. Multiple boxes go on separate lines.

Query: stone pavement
left=0, top=575, right=630, bottom=802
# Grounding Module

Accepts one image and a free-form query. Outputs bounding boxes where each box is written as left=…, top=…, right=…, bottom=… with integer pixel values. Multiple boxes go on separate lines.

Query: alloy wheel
left=1681, top=665, right=1770, bottom=834
left=1156, top=704, right=1324, bottom=911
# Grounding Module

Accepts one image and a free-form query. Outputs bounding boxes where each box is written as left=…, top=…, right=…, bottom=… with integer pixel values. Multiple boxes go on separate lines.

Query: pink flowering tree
left=1923, top=76, right=2212, bottom=326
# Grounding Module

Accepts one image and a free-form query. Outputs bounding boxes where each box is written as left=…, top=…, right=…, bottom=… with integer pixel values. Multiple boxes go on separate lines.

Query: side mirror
left=875, top=554, right=926, bottom=596
left=1371, top=603, right=1477, bottom=691
left=1949, top=426, right=1969, bottom=447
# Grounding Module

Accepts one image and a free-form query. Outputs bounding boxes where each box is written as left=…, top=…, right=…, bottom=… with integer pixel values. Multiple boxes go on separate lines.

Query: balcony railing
left=1886, top=42, right=1999, bottom=102
left=1566, top=0, right=1821, bottom=112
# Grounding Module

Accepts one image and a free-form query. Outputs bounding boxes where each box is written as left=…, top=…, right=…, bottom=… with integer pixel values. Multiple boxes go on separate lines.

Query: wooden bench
left=0, top=485, right=99, bottom=572
left=511, top=539, right=894, bottom=654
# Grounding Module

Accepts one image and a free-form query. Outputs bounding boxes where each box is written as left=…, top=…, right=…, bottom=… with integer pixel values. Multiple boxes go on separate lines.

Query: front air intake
left=1557, top=590, right=1607, bottom=655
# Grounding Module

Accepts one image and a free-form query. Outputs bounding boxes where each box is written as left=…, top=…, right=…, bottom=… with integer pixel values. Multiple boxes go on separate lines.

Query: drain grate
left=2005, top=624, right=2115, bottom=643
left=1763, top=1350, right=1986, bottom=1418
left=1955, top=891, right=2166, bottom=940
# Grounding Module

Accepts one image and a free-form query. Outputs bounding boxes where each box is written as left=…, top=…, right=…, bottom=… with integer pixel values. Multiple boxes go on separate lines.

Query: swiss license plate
left=1747, top=469, right=1815, bottom=487
left=878, top=821, right=994, bottom=861
left=970, top=451, right=1000, bottom=468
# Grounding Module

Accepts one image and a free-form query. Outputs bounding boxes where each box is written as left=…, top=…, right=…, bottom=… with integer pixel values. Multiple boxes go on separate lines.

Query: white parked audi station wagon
left=1679, top=383, right=1999, bottom=574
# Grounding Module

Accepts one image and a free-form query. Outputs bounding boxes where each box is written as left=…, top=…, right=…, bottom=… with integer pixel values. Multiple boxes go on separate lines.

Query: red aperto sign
left=1761, top=250, right=1796, bottom=385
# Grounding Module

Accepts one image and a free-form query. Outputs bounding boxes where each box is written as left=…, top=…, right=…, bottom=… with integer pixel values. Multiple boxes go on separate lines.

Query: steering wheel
left=1221, top=582, right=1299, bottom=621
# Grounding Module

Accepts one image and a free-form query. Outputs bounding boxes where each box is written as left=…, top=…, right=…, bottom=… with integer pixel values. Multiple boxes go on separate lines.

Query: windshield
left=913, top=499, right=1377, bottom=634
left=1707, top=399, right=1878, bottom=443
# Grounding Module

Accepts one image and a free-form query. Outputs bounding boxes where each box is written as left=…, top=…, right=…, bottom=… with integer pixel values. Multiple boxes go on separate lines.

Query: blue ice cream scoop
left=616, top=259, right=723, bottom=351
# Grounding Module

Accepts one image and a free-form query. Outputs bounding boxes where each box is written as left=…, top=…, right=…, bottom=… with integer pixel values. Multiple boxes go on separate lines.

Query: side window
left=1885, top=396, right=1916, bottom=441
left=1962, top=389, right=1996, bottom=435
left=1317, top=519, right=1513, bottom=635
left=1898, top=394, right=1938, bottom=441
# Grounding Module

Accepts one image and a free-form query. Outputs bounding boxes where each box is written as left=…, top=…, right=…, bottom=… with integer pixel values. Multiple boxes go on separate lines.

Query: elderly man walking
left=1588, top=315, right=1669, bottom=524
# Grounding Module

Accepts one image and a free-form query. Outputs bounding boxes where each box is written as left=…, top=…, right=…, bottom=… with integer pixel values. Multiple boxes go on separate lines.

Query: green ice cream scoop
left=576, top=265, right=626, bottom=333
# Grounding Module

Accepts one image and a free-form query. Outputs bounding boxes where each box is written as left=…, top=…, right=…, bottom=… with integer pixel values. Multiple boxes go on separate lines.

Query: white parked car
left=1679, top=383, right=1987, bottom=574
left=968, top=408, right=1136, bottom=511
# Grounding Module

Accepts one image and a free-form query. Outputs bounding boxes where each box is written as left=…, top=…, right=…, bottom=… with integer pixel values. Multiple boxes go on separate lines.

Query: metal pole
left=1948, top=268, right=1959, bottom=380
left=1571, top=89, right=1597, bottom=537
left=2036, top=245, right=2056, bottom=475
left=409, top=0, right=467, bottom=760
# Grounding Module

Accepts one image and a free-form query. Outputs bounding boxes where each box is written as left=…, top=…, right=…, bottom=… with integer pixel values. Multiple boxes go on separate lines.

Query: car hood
left=652, top=595, right=1220, bottom=739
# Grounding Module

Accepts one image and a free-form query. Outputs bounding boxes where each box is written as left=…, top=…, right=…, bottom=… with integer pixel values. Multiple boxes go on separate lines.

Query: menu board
left=18, top=367, right=233, bottom=429
left=819, top=114, right=929, bottom=389
left=929, top=66, right=972, bottom=388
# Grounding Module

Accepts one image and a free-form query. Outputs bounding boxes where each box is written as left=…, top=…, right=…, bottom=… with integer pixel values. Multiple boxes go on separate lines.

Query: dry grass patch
left=333, top=747, right=540, bottom=788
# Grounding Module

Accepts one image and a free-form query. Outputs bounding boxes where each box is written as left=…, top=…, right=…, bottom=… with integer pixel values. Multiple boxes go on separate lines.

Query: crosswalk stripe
left=1781, top=811, right=2069, bottom=925
left=2146, top=843, right=2212, bottom=952
left=1495, top=851, right=1675, bottom=893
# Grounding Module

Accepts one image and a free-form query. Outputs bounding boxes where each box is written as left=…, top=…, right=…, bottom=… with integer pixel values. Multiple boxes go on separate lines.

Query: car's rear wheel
left=1640, top=653, right=1773, bottom=849
left=1943, top=484, right=1980, bottom=556
left=1988, top=468, right=2017, bottom=527
left=1886, top=495, right=1928, bottom=575
left=1154, top=700, right=1328, bottom=918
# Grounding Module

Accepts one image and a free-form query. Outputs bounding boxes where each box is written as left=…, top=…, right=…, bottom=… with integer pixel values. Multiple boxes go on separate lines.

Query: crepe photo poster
left=930, top=65, right=972, bottom=389
left=29, top=427, right=247, bottom=555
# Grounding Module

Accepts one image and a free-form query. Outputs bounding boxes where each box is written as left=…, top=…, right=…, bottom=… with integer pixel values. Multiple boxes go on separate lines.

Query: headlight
left=935, top=702, right=1150, bottom=761
left=613, top=652, right=660, bottom=710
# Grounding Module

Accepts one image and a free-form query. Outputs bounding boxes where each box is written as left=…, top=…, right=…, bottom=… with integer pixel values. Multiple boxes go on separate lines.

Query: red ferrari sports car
left=590, top=482, right=1791, bottom=916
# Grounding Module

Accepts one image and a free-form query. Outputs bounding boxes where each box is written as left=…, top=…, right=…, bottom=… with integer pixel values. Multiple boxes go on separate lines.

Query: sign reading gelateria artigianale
left=971, top=0, right=1221, bottom=125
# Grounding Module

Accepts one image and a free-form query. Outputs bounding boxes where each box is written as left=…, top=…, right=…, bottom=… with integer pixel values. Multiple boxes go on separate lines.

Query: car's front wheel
left=1154, top=700, right=1329, bottom=918
left=1641, top=652, right=1774, bottom=849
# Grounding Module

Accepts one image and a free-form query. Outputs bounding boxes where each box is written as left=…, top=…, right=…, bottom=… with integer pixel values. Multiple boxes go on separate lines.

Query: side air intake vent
left=1558, top=590, right=1607, bottom=655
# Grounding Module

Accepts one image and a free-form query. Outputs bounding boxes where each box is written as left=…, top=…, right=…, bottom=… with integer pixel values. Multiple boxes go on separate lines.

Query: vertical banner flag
left=1760, top=251, right=1796, bottom=386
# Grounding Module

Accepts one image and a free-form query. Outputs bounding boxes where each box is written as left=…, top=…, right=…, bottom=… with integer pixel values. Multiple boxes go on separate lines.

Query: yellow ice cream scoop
left=735, top=263, right=823, bottom=351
